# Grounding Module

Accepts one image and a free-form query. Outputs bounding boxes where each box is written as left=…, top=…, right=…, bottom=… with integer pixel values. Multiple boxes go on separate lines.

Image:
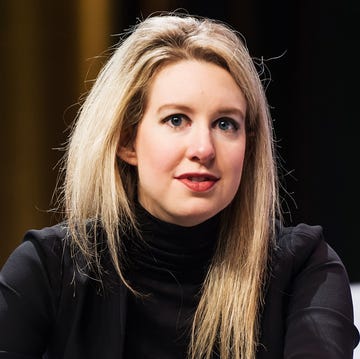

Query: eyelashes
left=163, top=114, right=240, bottom=133
left=215, top=118, right=239, bottom=132
left=164, top=114, right=188, bottom=128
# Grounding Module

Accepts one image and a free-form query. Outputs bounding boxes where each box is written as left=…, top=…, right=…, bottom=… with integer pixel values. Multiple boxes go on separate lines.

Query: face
left=119, top=60, right=247, bottom=226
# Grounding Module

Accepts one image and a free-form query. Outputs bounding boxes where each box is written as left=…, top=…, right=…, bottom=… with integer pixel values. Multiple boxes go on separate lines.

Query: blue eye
left=163, top=114, right=188, bottom=128
left=216, top=118, right=239, bottom=132
left=169, top=115, right=183, bottom=127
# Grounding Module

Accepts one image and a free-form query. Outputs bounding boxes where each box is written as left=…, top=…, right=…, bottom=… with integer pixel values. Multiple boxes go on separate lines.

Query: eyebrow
left=157, top=103, right=246, bottom=119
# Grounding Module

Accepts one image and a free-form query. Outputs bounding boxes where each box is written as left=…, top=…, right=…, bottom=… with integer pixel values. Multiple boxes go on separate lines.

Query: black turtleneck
left=123, top=204, right=220, bottom=359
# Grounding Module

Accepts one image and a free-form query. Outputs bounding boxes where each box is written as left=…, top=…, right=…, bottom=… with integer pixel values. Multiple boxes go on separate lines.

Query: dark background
left=1, top=0, right=359, bottom=283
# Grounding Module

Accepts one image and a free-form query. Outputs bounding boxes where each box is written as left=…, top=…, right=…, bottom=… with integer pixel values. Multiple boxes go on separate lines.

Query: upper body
left=1, top=12, right=359, bottom=359
left=0, top=206, right=358, bottom=358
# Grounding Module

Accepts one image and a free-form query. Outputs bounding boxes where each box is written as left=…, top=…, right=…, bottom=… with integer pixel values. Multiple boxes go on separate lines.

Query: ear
left=117, top=144, right=138, bottom=166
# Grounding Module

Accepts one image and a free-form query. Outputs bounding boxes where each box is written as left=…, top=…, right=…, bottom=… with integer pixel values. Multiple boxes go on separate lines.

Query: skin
left=119, top=60, right=247, bottom=226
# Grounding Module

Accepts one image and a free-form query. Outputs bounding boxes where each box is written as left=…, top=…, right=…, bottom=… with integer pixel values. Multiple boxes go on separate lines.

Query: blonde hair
left=60, top=12, right=280, bottom=359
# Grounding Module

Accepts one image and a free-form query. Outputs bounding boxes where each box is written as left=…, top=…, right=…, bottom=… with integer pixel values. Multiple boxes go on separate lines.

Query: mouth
left=175, top=173, right=220, bottom=192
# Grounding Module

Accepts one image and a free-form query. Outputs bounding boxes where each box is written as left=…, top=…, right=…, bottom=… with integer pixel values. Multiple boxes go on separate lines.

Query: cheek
left=136, top=136, right=177, bottom=177
left=226, top=146, right=246, bottom=186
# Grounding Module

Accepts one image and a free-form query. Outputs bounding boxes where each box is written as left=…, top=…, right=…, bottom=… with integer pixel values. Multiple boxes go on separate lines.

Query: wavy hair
left=59, top=12, right=280, bottom=359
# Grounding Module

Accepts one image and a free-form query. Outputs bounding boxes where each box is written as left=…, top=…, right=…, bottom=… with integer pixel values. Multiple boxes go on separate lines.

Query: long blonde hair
left=60, top=12, right=280, bottom=359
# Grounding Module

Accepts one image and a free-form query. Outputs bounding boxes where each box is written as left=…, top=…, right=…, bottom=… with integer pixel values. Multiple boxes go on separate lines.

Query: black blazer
left=0, top=223, right=359, bottom=358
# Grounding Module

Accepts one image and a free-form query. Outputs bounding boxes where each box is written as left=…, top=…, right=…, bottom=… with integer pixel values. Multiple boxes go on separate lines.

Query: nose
left=186, top=126, right=215, bottom=164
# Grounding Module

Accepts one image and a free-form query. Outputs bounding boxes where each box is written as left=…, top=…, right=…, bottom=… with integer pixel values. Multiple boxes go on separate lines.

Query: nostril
left=190, top=150, right=215, bottom=164
left=186, top=131, right=216, bottom=163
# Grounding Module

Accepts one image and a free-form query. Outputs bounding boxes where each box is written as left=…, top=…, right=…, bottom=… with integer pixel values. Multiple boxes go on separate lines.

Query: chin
left=171, top=209, right=219, bottom=227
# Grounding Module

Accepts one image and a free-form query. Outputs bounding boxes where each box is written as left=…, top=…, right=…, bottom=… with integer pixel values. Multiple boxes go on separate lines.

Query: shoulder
left=270, top=222, right=360, bottom=352
left=1, top=223, right=70, bottom=269
left=1, top=223, right=71, bottom=297
left=22, top=222, right=69, bottom=253
left=273, top=222, right=341, bottom=277
left=269, top=222, right=357, bottom=322
left=22, top=223, right=71, bottom=278
left=0, top=223, right=72, bottom=347
left=276, top=222, right=323, bottom=256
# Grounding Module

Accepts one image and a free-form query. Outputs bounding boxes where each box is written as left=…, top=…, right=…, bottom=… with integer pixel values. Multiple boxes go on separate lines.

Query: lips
left=175, top=173, right=219, bottom=192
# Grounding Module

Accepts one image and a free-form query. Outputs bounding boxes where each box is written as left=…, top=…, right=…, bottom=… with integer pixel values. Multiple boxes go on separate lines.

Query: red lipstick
left=175, top=173, right=219, bottom=192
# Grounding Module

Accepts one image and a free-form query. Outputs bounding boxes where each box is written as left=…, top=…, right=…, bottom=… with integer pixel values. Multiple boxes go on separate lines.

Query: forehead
left=144, top=59, right=247, bottom=113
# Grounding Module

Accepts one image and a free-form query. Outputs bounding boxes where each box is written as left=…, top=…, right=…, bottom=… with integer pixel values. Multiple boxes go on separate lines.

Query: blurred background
left=0, top=0, right=359, bottom=287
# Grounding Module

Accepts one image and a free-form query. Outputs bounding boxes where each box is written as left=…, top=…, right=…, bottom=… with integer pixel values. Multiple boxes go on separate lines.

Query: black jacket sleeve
left=0, top=225, right=127, bottom=359
left=0, top=226, right=65, bottom=358
left=281, top=224, right=359, bottom=358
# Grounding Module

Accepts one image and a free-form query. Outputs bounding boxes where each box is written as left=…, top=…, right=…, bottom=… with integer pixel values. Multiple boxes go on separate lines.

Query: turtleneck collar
left=123, top=203, right=220, bottom=284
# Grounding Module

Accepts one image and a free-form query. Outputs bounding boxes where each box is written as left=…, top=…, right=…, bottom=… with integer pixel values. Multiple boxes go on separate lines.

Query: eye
left=214, top=118, right=239, bottom=132
left=163, top=114, right=189, bottom=128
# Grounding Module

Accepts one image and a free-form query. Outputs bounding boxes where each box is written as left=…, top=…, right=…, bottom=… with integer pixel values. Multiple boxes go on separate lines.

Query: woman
left=0, top=13, right=358, bottom=359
